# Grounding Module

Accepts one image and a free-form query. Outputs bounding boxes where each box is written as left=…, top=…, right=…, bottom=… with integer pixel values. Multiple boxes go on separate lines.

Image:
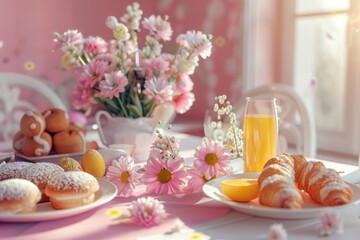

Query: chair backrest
left=0, top=72, right=67, bottom=151
left=236, top=84, right=317, bottom=158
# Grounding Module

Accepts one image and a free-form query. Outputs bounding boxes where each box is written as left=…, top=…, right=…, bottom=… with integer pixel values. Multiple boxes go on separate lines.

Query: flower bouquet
left=54, top=2, right=213, bottom=119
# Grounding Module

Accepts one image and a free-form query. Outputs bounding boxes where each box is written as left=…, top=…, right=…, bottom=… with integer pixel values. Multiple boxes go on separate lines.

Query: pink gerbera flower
left=194, top=139, right=231, bottom=179
left=182, top=30, right=212, bottom=59
left=142, top=15, right=173, bottom=41
left=267, top=223, right=288, bottom=240
left=72, top=80, right=96, bottom=115
left=143, top=154, right=187, bottom=195
left=130, top=197, right=167, bottom=227
left=82, top=61, right=108, bottom=87
left=106, top=156, right=142, bottom=197
left=83, top=36, right=108, bottom=55
left=172, top=91, right=195, bottom=114
left=175, top=74, right=194, bottom=93
left=99, top=71, right=128, bottom=98
left=54, top=29, right=84, bottom=53
left=143, top=77, right=173, bottom=104
left=185, top=168, right=216, bottom=193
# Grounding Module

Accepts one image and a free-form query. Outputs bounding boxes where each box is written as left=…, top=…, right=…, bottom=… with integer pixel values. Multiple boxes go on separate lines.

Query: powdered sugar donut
left=22, top=162, right=64, bottom=202
left=53, top=129, right=85, bottom=154
left=22, top=132, right=53, bottom=157
left=42, top=108, right=69, bottom=133
left=45, top=171, right=99, bottom=209
left=20, top=111, right=45, bottom=137
left=0, top=162, right=34, bottom=180
left=0, top=178, right=41, bottom=213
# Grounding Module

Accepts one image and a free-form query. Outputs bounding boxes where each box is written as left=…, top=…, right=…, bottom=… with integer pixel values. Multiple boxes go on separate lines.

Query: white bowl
left=97, top=148, right=128, bottom=165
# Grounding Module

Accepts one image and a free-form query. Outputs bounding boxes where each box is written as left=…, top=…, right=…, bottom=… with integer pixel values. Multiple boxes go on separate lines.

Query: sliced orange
left=220, top=178, right=259, bottom=202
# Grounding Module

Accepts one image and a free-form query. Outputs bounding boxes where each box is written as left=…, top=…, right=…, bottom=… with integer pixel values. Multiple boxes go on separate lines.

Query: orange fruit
left=81, top=149, right=105, bottom=178
left=220, top=178, right=259, bottom=202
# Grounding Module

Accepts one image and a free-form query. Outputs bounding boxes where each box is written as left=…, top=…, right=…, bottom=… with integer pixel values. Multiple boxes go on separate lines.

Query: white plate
left=0, top=178, right=117, bottom=222
left=203, top=173, right=360, bottom=219
left=15, top=152, right=84, bottom=164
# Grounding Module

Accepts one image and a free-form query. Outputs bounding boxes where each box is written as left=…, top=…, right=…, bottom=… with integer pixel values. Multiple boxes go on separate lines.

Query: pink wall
left=0, top=0, right=244, bottom=122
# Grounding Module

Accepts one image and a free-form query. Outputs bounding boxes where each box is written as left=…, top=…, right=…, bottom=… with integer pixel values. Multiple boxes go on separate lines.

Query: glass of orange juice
left=243, top=97, right=278, bottom=172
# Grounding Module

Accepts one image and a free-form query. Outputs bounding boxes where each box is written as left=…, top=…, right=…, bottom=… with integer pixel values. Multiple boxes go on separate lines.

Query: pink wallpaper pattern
left=0, top=0, right=244, bottom=122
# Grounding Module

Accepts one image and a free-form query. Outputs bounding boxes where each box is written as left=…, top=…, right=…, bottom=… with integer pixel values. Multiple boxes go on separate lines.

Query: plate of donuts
left=203, top=173, right=360, bottom=219
left=0, top=178, right=117, bottom=222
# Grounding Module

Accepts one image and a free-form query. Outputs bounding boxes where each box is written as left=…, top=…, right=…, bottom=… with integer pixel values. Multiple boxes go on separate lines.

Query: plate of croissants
left=203, top=153, right=360, bottom=219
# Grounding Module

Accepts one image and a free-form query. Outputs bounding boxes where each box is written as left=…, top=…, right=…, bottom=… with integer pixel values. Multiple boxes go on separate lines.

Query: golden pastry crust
left=22, top=132, right=53, bottom=157
left=53, top=129, right=85, bottom=154
left=20, top=111, right=45, bottom=137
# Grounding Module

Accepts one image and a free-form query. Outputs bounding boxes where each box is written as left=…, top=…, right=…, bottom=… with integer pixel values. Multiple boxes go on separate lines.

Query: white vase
left=95, top=103, right=176, bottom=162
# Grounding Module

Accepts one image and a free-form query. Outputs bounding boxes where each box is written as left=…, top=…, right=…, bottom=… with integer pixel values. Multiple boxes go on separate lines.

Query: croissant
left=258, top=153, right=304, bottom=209
left=293, top=154, right=353, bottom=206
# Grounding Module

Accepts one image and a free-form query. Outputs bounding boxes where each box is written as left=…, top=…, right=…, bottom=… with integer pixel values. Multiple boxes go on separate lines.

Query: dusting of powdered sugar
left=23, top=162, right=64, bottom=185
left=48, top=171, right=99, bottom=192
left=0, top=178, right=40, bottom=201
left=0, top=162, right=34, bottom=180
left=308, top=168, right=338, bottom=187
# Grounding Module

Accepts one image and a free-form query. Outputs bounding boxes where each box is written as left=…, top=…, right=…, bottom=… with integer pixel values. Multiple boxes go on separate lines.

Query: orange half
left=220, top=178, right=259, bottom=202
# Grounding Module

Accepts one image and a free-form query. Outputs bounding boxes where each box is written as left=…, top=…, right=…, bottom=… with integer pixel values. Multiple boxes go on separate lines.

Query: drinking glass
left=243, top=97, right=278, bottom=172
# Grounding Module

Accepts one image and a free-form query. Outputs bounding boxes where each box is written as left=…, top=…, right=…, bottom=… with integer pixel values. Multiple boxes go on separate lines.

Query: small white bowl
left=97, top=148, right=128, bottom=165
left=109, top=144, right=136, bottom=156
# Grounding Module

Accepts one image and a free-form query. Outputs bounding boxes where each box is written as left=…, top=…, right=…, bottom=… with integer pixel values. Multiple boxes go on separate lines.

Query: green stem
left=145, top=101, right=156, bottom=117
left=116, top=97, right=129, bottom=118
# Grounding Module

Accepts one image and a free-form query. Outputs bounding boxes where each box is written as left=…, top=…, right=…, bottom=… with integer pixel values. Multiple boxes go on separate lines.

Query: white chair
left=236, top=84, right=317, bottom=158
left=0, top=72, right=67, bottom=151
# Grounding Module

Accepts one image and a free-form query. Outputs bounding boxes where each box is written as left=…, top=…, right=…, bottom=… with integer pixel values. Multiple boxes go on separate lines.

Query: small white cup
left=109, top=144, right=136, bottom=156
left=97, top=148, right=128, bottom=166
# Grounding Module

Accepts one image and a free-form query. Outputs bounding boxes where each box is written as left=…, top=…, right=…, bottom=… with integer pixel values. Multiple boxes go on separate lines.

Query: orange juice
left=243, top=114, right=277, bottom=172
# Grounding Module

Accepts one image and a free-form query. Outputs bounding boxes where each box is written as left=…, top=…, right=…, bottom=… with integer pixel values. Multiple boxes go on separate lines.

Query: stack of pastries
left=13, top=108, right=86, bottom=157
left=0, top=161, right=99, bottom=213
left=258, top=153, right=353, bottom=208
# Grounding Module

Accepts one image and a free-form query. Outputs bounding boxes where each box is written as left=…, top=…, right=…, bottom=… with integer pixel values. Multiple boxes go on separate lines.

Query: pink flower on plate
left=142, top=15, right=173, bottom=41
left=106, top=156, right=142, bottom=197
left=194, top=139, right=231, bottom=179
left=143, top=153, right=187, bottom=195
left=82, top=61, right=108, bottom=87
left=267, top=223, right=288, bottom=240
left=173, top=91, right=195, bottom=114
left=130, top=197, right=167, bottom=227
left=317, top=211, right=343, bottom=237
left=182, top=31, right=212, bottom=59
left=83, top=36, right=108, bottom=55
left=99, top=71, right=128, bottom=99
left=143, top=77, right=173, bottom=104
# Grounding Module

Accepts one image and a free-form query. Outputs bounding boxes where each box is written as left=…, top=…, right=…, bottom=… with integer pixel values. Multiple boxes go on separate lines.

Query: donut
left=42, top=108, right=69, bottom=133
left=0, top=178, right=41, bottom=213
left=0, top=162, right=34, bottom=180
left=59, top=157, right=83, bottom=172
left=20, top=111, right=45, bottom=137
left=53, top=129, right=85, bottom=154
left=68, top=122, right=87, bottom=135
left=45, top=171, right=99, bottom=209
left=22, top=132, right=53, bottom=157
left=22, top=162, right=64, bottom=202
left=13, top=131, right=26, bottom=153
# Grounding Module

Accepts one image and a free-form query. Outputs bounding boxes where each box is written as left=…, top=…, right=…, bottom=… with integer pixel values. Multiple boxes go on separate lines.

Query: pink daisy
left=175, top=74, right=194, bottom=93
left=143, top=77, right=174, bottom=104
left=82, top=61, right=108, bottom=87
left=317, top=211, right=343, bottom=236
left=54, top=29, right=84, bottom=53
left=194, top=139, right=231, bottom=179
left=106, top=156, right=141, bottom=197
left=143, top=154, right=187, bottom=195
left=172, top=91, right=195, bottom=114
left=72, top=80, right=95, bottom=114
left=99, top=71, right=128, bottom=99
left=267, top=223, right=288, bottom=240
left=144, top=57, right=169, bottom=74
left=130, top=197, right=167, bottom=227
left=184, top=168, right=216, bottom=193
left=83, top=36, right=108, bottom=55
left=142, top=15, right=173, bottom=41
left=182, top=31, right=212, bottom=59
